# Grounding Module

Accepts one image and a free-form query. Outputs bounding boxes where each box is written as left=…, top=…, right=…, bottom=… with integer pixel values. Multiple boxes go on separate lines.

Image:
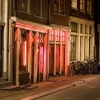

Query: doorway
left=0, top=26, right=3, bottom=77
left=56, top=44, right=60, bottom=75
left=37, top=33, right=44, bottom=82
left=49, top=44, right=54, bottom=76
left=61, top=44, right=65, bottom=74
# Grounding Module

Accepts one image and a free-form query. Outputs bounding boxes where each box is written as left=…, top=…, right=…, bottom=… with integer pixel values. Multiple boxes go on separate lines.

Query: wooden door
left=0, top=26, right=3, bottom=77
left=56, top=45, right=60, bottom=75
left=62, top=44, right=65, bottom=74
left=49, top=44, right=54, bottom=76
left=37, top=33, right=44, bottom=82
left=37, top=45, right=44, bottom=82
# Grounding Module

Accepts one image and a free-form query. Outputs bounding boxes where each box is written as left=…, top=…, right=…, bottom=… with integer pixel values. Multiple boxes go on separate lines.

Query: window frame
left=0, top=0, right=4, bottom=21
left=34, top=0, right=42, bottom=17
left=56, top=32, right=60, bottom=42
left=20, top=0, right=30, bottom=14
left=71, top=0, right=77, bottom=9
left=89, top=26, right=92, bottom=34
left=85, top=25, right=88, bottom=34
left=61, top=32, right=65, bottom=42
left=87, top=0, right=92, bottom=14
left=80, top=0, right=85, bottom=11
left=53, top=0, right=65, bottom=15
left=49, top=31, right=54, bottom=42
left=70, top=35, right=76, bottom=61
left=70, top=22, right=77, bottom=32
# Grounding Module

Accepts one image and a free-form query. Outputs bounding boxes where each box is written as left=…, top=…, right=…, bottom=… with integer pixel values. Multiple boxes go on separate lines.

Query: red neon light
left=20, top=40, right=27, bottom=66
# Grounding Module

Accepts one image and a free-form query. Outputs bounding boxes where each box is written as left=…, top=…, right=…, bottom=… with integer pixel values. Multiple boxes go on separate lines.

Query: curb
left=21, top=75, right=100, bottom=100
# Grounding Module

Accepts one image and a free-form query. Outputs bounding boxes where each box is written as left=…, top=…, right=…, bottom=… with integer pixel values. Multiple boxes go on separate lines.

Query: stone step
left=0, top=85, right=21, bottom=91
left=23, top=84, right=38, bottom=90
left=21, top=83, right=32, bottom=90
left=0, top=81, right=14, bottom=88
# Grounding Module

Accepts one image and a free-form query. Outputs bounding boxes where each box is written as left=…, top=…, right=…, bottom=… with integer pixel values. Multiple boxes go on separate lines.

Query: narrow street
left=0, top=75, right=99, bottom=100
left=36, top=76, right=100, bottom=100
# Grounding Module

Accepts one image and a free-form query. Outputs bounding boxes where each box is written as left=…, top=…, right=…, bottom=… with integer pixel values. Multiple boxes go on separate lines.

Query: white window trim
left=80, top=0, right=85, bottom=11
left=87, top=0, right=92, bottom=14
left=71, top=0, right=77, bottom=9
left=20, top=0, right=31, bottom=14
left=0, top=0, right=5, bottom=21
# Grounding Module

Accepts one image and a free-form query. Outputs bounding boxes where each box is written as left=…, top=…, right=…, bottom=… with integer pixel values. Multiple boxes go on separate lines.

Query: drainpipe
left=7, top=0, right=11, bottom=81
left=3, top=0, right=9, bottom=80
left=7, top=0, right=16, bottom=81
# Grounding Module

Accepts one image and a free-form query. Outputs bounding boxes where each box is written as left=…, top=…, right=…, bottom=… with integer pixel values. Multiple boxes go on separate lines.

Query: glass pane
left=21, top=0, right=27, bottom=12
left=19, top=30, right=27, bottom=72
left=34, top=0, right=41, bottom=16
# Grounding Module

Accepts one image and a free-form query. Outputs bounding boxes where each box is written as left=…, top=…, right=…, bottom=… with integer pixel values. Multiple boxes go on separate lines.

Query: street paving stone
left=0, top=74, right=100, bottom=100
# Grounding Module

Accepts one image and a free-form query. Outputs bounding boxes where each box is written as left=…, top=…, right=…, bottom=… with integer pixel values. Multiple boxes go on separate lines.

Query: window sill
left=20, top=11, right=31, bottom=15
left=54, top=13, right=66, bottom=16
left=34, top=15, right=43, bottom=19
left=80, top=10, right=86, bottom=13
left=71, top=7, right=78, bottom=11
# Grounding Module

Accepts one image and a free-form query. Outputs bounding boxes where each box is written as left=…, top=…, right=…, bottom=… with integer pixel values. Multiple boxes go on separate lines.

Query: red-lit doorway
left=62, top=44, right=65, bottom=74
left=49, top=44, right=54, bottom=76
left=37, top=33, right=44, bottom=82
left=31, top=41, right=34, bottom=83
left=56, top=44, right=60, bottom=75
left=0, top=26, right=3, bottom=77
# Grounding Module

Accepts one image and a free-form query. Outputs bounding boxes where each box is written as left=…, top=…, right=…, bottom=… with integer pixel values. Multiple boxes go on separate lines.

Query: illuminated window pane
left=71, top=0, right=77, bottom=9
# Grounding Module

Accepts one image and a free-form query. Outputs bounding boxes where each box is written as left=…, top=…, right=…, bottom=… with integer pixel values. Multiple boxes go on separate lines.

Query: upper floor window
left=34, top=0, right=42, bottom=16
left=70, top=22, right=77, bottom=32
left=71, top=0, right=77, bottom=9
left=87, top=0, right=92, bottom=13
left=80, top=0, right=85, bottom=11
left=20, top=0, right=30, bottom=13
left=53, top=0, right=65, bottom=15
left=0, top=0, right=4, bottom=21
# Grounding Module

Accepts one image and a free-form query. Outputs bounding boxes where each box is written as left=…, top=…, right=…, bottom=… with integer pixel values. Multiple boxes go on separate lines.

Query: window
left=80, top=24, right=83, bottom=33
left=87, top=0, right=92, bottom=13
left=70, top=36, right=76, bottom=61
left=49, top=31, right=54, bottom=41
left=89, top=26, right=92, bottom=34
left=70, top=22, right=77, bottom=32
left=85, top=25, right=88, bottom=34
left=61, top=32, right=65, bottom=42
left=56, top=32, right=60, bottom=42
left=0, top=0, right=4, bottom=21
left=34, top=0, right=42, bottom=16
left=20, top=0, right=30, bottom=13
left=80, top=24, right=82, bottom=33
left=71, top=0, right=77, bottom=9
left=80, top=0, right=85, bottom=11
left=53, top=0, right=65, bottom=15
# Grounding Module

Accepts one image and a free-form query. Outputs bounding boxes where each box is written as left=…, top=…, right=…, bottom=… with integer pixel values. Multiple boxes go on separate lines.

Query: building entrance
left=0, top=26, right=3, bottom=77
